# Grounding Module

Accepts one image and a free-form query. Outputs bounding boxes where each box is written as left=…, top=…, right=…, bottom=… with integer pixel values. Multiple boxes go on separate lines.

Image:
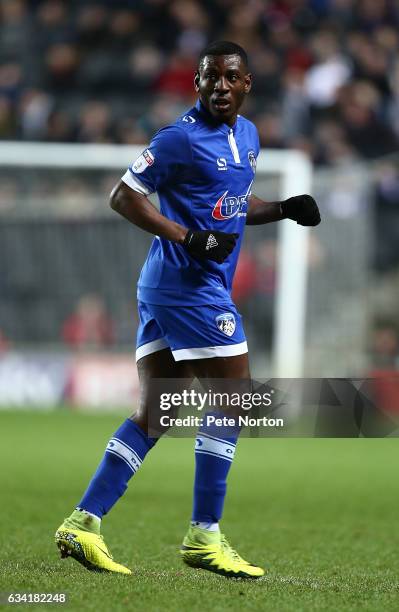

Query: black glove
left=280, top=194, right=321, bottom=226
left=183, top=229, right=239, bottom=264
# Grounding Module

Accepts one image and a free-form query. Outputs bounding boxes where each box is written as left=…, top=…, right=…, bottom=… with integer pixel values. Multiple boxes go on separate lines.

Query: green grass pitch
left=1, top=410, right=398, bottom=611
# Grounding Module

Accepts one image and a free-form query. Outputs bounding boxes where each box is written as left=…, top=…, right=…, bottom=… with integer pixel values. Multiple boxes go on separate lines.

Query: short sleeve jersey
left=122, top=100, right=260, bottom=306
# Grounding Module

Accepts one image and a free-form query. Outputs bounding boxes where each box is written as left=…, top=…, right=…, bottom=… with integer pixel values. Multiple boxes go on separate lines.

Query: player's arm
left=110, top=181, right=238, bottom=264
left=110, top=181, right=188, bottom=243
left=113, top=126, right=239, bottom=263
left=246, top=194, right=321, bottom=226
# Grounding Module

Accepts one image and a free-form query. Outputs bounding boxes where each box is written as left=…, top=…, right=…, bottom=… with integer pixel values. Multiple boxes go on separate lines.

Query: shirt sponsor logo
left=132, top=149, right=154, bottom=173
left=215, top=313, right=236, bottom=337
left=248, top=150, right=257, bottom=173
left=212, top=190, right=248, bottom=220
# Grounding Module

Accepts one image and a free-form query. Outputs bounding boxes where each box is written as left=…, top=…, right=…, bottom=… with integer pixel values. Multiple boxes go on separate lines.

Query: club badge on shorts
left=216, top=312, right=236, bottom=337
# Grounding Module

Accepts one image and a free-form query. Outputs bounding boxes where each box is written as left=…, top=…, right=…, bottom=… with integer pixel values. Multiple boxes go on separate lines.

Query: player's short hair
left=198, top=41, right=249, bottom=71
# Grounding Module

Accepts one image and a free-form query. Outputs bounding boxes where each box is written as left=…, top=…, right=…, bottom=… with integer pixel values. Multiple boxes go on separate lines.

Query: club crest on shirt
left=132, top=149, right=154, bottom=173
left=248, top=150, right=257, bottom=173
left=216, top=312, right=236, bottom=337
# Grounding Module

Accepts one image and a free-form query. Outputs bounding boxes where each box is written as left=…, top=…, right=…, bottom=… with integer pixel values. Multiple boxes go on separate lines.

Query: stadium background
left=1, top=2, right=399, bottom=610
left=1, top=0, right=399, bottom=409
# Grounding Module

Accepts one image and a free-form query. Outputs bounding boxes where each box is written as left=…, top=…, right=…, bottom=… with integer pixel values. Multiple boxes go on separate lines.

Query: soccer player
left=55, top=41, right=320, bottom=578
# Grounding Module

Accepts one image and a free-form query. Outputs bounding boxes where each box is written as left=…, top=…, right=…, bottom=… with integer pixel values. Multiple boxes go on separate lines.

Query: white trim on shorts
left=135, top=339, right=248, bottom=362
left=136, top=338, right=168, bottom=361
left=172, top=341, right=248, bottom=361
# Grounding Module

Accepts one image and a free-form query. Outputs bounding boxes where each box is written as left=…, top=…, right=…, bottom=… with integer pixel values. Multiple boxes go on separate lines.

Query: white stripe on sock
left=106, top=438, right=142, bottom=473
left=76, top=508, right=102, bottom=521
left=112, top=437, right=142, bottom=468
left=191, top=521, right=220, bottom=532
left=195, top=434, right=236, bottom=462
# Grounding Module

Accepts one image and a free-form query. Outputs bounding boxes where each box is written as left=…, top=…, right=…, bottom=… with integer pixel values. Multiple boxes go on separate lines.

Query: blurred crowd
left=2, top=0, right=399, bottom=375
left=1, top=0, right=399, bottom=165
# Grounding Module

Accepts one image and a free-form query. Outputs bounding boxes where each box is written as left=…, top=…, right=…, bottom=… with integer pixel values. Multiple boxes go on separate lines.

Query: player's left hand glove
left=280, top=194, right=321, bottom=226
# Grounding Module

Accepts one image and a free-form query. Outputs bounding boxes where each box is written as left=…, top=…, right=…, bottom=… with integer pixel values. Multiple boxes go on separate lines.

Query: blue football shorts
left=136, top=300, right=248, bottom=362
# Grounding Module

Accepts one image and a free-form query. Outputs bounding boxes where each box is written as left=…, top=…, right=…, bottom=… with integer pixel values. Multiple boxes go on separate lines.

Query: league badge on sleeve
left=132, top=149, right=154, bottom=173
left=216, top=313, right=236, bottom=337
left=248, top=150, right=257, bottom=174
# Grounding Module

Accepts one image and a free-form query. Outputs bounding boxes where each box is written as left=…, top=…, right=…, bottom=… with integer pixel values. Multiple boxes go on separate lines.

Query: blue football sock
left=77, top=419, right=156, bottom=519
left=192, top=414, right=240, bottom=524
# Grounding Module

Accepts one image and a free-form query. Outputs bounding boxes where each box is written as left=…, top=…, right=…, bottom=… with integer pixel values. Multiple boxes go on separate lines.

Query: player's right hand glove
left=183, top=229, right=239, bottom=264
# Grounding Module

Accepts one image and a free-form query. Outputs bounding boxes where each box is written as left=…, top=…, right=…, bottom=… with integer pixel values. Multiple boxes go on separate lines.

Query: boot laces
left=220, top=534, right=246, bottom=564
left=97, top=534, right=113, bottom=559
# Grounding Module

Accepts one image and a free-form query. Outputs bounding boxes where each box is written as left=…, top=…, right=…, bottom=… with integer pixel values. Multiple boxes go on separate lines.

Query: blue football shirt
left=121, top=100, right=260, bottom=306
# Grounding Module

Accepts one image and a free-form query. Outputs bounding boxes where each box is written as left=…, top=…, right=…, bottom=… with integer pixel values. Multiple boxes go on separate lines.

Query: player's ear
left=244, top=73, right=252, bottom=94
left=194, top=71, right=200, bottom=92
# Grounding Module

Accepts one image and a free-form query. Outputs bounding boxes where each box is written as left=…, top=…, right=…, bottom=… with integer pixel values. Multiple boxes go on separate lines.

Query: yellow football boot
left=55, top=523, right=131, bottom=575
left=180, top=526, right=264, bottom=579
